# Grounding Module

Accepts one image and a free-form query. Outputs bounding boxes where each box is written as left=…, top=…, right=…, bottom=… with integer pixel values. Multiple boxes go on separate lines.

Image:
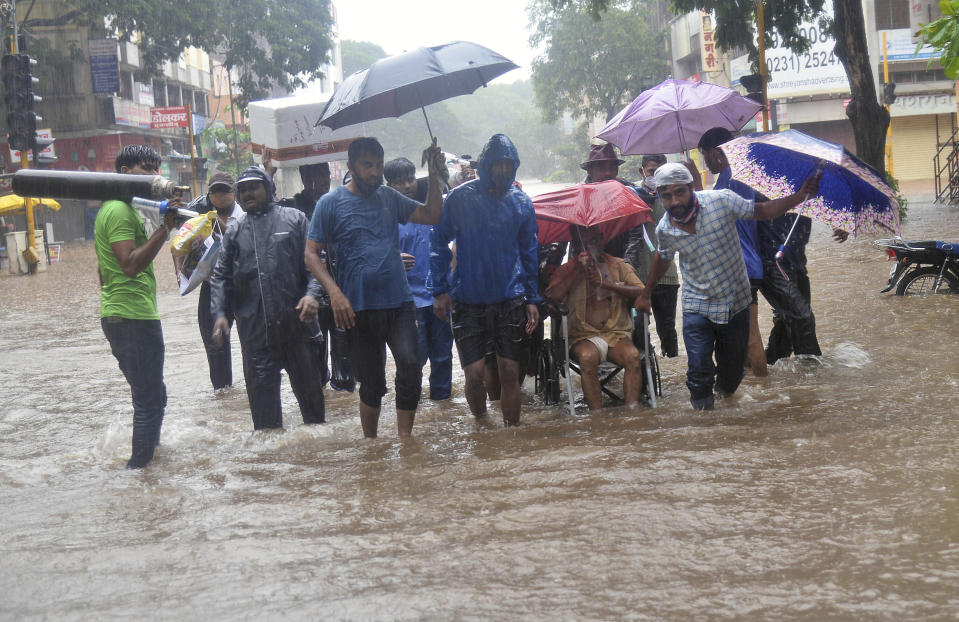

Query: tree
left=340, top=40, right=388, bottom=77
left=528, top=0, right=670, bottom=123
left=542, top=0, right=890, bottom=174
left=201, top=126, right=253, bottom=178
left=915, top=1, right=959, bottom=77
left=19, top=0, right=335, bottom=109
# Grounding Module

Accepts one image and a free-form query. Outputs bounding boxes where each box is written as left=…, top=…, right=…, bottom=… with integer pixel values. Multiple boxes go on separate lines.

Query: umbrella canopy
left=720, top=129, right=900, bottom=236
left=0, top=194, right=61, bottom=215
left=316, top=41, right=518, bottom=133
left=596, top=78, right=762, bottom=155
left=532, top=180, right=652, bottom=245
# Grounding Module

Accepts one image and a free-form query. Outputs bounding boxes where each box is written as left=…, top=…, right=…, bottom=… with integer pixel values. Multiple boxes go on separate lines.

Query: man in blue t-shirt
left=305, top=137, right=446, bottom=438
left=386, top=156, right=453, bottom=401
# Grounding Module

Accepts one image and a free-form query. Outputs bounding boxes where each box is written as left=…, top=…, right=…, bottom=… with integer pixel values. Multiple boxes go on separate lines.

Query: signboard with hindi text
left=700, top=12, right=719, bottom=73
left=150, top=106, right=190, bottom=129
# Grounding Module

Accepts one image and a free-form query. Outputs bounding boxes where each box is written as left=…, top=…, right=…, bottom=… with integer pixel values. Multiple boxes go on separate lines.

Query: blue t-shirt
left=398, top=222, right=433, bottom=308
left=309, top=185, right=420, bottom=311
left=714, top=167, right=763, bottom=281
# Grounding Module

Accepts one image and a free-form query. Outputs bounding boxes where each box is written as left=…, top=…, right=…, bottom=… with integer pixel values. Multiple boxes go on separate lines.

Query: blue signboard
left=89, top=38, right=119, bottom=94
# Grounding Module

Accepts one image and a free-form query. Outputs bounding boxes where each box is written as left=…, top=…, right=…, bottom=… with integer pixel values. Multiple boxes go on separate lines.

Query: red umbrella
left=532, top=180, right=652, bottom=245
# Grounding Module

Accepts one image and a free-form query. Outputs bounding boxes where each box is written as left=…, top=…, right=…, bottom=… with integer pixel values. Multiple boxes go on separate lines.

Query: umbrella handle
left=420, top=106, right=434, bottom=142
left=775, top=161, right=823, bottom=261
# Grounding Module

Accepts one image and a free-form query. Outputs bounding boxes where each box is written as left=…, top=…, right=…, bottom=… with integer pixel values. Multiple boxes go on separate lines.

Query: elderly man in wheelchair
left=543, top=225, right=648, bottom=411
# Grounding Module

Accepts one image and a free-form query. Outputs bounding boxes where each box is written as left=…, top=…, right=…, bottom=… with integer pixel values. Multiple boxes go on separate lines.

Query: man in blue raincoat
left=431, top=134, right=541, bottom=427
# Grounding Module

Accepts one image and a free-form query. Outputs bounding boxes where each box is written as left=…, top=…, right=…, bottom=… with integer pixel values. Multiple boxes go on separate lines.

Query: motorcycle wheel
left=896, top=267, right=959, bottom=295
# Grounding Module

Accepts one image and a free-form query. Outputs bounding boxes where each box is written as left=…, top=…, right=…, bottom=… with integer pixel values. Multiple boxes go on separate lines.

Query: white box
left=248, top=95, right=367, bottom=168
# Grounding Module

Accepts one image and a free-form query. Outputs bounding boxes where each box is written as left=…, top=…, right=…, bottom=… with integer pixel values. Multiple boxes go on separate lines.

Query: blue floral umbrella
left=720, top=129, right=900, bottom=237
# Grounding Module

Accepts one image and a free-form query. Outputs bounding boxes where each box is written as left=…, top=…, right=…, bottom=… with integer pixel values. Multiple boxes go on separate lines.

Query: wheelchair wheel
left=641, top=344, right=663, bottom=400
left=535, top=338, right=561, bottom=405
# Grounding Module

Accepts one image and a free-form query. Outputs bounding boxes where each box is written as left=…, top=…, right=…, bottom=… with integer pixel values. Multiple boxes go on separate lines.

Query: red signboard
left=151, top=106, right=189, bottom=129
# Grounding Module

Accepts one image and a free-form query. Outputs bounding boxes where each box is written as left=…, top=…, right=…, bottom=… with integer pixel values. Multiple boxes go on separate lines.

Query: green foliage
left=528, top=0, right=670, bottom=123
left=340, top=40, right=388, bottom=78
left=884, top=172, right=909, bottom=222
left=201, top=126, right=253, bottom=178
left=443, top=81, right=574, bottom=179
left=545, top=0, right=828, bottom=73
left=23, top=0, right=335, bottom=110
left=915, top=1, right=959, bottom=78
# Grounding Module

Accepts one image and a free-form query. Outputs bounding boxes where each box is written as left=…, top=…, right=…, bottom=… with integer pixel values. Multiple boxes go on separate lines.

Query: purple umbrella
left=596, top=79, right=763, bottom=155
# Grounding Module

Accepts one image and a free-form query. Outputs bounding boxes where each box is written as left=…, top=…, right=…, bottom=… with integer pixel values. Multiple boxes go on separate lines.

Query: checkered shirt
left=656, top=189, right=754, bottom=324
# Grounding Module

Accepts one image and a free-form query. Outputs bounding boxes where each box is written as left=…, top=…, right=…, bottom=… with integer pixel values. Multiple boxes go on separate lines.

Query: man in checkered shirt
left=636, top=163, right=819, bottom=410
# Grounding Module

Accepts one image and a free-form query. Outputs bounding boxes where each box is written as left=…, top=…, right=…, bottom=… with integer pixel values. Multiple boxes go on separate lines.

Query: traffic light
left=3, top=53, right=42, bottom=152
left=882, top=82, right=897, bottom=105
left=740, top=73, right=765, bottom=104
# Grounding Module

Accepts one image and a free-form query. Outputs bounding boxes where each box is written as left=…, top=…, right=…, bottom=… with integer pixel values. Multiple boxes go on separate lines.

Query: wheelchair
left=533, top=302, right=661, bottom=410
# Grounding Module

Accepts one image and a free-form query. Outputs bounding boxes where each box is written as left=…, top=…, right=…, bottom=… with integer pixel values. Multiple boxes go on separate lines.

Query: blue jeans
left=101, top=317, right=167, bottom=468
left=682, top=308, right=749, bottom=410
left=416, top=305, right=454, bottom=400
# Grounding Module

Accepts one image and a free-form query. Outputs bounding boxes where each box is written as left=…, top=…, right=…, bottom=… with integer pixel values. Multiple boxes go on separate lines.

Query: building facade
left=668, top=0, right=954, bottom=186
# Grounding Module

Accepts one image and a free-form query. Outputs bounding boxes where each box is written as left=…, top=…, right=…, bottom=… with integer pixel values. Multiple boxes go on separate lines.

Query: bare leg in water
left=359, top=401, right=414, bottom=438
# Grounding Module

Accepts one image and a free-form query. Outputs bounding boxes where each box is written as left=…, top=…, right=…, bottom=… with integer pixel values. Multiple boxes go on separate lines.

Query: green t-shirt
left=94, top=199, right=159, bottom=320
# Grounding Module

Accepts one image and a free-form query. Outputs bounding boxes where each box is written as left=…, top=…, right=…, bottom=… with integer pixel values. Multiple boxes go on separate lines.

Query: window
left=876, top=0, right=909, bottom=30
left=119, top=70, right=134, bottom=100
left=152, top=79, right=167, bottom=107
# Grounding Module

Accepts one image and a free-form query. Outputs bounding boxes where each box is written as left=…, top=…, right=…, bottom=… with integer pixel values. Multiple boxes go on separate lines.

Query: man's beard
left=354, top=175, right=382, bottom=196
left=668, top=195, right=697, bottom=223
left=491, top=172, right=512, bottom=194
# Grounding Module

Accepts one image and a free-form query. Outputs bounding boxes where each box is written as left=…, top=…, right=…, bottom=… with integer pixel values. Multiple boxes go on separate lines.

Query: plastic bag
left=170, top=211, right=216, bottom=257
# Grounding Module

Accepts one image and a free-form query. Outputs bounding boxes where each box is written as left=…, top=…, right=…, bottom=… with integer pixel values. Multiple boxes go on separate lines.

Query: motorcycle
left=873, top=237, right=959, bottom=295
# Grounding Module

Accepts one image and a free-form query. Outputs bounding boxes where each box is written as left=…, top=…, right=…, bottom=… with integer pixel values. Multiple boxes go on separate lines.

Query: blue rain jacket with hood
left=430, top=134, right=540, bottom=305
left=209, top=166, right=325, bottom=350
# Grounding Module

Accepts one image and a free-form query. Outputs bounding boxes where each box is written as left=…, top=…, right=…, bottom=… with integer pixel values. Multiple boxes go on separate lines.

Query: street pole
left=10, top=0, right=39, bottom=271
left=227, top=67, right=240, bottom=175
left=882, top=31, right=894, bottom=177
left=187, top=102, right=198, bottom=196
left=757, top=0, right=769, bottom=132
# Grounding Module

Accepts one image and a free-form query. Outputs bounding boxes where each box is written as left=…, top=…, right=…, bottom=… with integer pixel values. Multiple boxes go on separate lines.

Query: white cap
left=651, top=162, right=693, bottom=189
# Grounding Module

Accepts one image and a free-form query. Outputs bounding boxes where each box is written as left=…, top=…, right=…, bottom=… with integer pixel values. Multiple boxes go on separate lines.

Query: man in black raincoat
left=210, top=167, right=326, bottom=430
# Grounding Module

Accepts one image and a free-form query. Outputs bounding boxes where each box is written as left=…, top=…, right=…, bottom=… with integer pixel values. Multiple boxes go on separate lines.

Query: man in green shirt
left=95, top=144, right=181, bottom=468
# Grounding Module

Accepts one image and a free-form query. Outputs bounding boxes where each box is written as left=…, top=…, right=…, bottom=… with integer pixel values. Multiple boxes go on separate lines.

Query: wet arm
left=754, top=175, right=820, bottom=221
left=409, top=142, right=446, bottom=225
left=544, top=262, right=580, bottom=302
left=429, top=215, right=454, bottom=296
left=519, top=205, right=541, bottom=304
left=305, top=239, right=341, bottom=300
left=111, top=223, right=171, bottom=279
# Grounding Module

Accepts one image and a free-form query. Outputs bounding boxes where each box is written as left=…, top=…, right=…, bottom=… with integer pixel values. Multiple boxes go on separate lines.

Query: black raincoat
left=209, top=168, right=326, bottom=428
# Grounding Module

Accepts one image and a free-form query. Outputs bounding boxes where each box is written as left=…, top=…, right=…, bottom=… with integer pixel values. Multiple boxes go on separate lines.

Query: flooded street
left=2, top=192, right=958, bottom=620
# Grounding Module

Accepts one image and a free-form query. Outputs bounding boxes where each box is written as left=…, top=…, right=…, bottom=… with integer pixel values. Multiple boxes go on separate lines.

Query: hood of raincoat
left=476, top=134, right=520, bottom=196
left=429, top=135, right=540, bottom=305
left=236, top=166, right=275, bottom=199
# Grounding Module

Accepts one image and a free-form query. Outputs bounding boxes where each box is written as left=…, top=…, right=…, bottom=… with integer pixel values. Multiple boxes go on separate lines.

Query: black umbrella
left=316, top=41, right=518, bottom=139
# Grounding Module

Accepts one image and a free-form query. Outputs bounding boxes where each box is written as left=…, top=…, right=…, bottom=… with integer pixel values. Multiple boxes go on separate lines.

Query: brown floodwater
left=1, top=193, right=958, bottom=620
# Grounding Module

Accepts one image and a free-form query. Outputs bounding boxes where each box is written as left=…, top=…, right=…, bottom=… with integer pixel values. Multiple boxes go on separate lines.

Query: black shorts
left=347, top=302, right=421, bottom=411
left=453, top=297, right=527, bottom=367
